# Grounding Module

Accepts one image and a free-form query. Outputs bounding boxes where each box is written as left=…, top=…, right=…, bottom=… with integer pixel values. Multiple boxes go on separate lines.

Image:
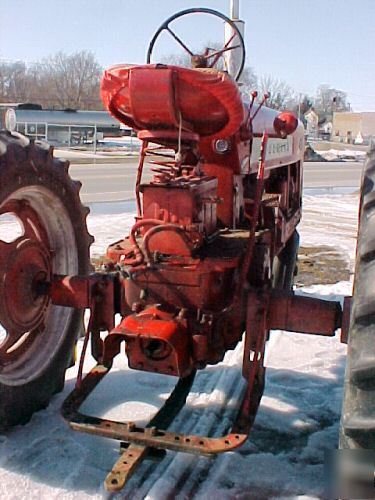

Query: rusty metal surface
left=268, top=291, right=342, bottom=336
left=0, top=199, right=52, bottom=366
left=61, top=359, right=254, bottom=489
left=61, top=283, right=269, bottom=491
left=60, top=282, right=349, bottom=491
left=341, top=296, right=352, bottom=344
left=106, top=444, right=148, bottom=492
left=62, top=364, right=198, bottom=491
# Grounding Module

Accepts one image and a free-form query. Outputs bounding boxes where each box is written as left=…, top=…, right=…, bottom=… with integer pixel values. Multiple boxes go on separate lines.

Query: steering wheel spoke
left=205, top=31, right=237, bottom=60
left=165, top=27, right=194, bottom=56
left=206, top=45, right=241, bottom=68
left=204, top=45, right=241, bottom=60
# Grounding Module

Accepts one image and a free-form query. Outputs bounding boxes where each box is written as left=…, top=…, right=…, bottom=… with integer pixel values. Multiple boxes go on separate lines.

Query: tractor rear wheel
left=340, top=149, right=375, bottom=449
left=0, top=131, right=92, bottom=429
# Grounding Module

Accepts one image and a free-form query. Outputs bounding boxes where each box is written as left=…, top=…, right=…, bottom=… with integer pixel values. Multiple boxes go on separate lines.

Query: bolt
left=177, top=308, right=187, bottom=320
left=132, top=302, right=143, bottom=313
left=146, top=426, right=157, bottom=436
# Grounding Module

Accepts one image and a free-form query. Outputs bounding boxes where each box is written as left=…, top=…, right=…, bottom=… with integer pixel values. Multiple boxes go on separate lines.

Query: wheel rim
left=0, top=185, right=78, bottom=385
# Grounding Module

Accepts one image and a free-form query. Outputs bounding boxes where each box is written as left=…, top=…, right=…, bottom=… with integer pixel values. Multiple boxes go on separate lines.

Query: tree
left=258, top=75, right=297, bottom=110
left=39, top=51, right=102, bottom=109
left=0, top=51, right=103, bottom=109
left=288, top=94, right=314, bottom=124
left=314, top=84, right=350, bottom=120
left=239, top=66, right=257, bottom=96
left=160, top=52, right=191, bottom=67
left=0, top=61, right=31, bottom=102
left=299, top=94, right=313, bottom=115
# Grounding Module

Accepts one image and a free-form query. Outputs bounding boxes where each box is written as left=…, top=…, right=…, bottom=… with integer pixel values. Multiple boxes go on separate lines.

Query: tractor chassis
left=51, top=273, right=350, bottom=492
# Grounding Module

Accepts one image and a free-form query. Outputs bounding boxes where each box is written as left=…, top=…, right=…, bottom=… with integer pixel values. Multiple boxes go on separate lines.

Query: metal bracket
left=60, top=287, right=350, bottom=491
left=61, top=294, right=267, bottom=492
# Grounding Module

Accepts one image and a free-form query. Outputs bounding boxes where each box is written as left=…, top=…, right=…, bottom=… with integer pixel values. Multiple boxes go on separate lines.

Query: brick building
left=332, top=112, right=375, bottom=144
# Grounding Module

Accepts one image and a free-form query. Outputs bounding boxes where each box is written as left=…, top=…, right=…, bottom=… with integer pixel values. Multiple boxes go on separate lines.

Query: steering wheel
left=147, top=8, right=246, bottom=81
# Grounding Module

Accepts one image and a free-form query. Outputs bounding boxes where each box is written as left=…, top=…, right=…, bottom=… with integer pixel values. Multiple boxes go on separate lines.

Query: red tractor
left=0, top=7, right=372, bottom=493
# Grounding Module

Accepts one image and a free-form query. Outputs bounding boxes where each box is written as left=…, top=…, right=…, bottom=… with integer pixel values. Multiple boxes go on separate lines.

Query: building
left=332, top=111, right=375, bottom=144
left=2, top=105, right=130, bottom=146
left=319, top=120, right=332, bottom=140
left=304, top=108, right=319, bottom=139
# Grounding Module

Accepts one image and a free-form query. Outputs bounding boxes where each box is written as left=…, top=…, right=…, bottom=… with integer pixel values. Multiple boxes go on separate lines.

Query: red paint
left=113, top=306, right=192, bottom=377
left=101, top=64, right=245, bottom=139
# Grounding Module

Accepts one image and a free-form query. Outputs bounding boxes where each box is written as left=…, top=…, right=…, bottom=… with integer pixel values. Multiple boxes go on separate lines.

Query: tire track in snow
left=115, top=332, right=283, bottom=499
left=118, top=345, right=246, bottom=499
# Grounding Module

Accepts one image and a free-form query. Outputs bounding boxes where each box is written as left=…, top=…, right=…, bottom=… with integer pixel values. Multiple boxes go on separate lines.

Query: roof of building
left=12, top=109, right=120, bottom=127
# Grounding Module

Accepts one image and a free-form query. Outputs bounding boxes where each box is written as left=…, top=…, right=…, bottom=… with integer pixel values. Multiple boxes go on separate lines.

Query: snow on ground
left=54, top=137, right=141, bottom=160
left=300, top=193, right=359, bottom=270
left=99, top=136, right=142, bottom=149
left=318, top=148, right=366, bottom=162
left=0, top=192, right=359, bottom=499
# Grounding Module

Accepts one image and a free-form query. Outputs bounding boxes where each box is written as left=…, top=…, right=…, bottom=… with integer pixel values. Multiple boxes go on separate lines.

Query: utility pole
left=297, top=92, right=302, bottom=121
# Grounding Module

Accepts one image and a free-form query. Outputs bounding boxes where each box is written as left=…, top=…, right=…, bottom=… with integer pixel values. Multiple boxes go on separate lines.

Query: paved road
left=302, top=161, right=363, bottom=190
left=69, top=160, right=151, bottom=203
left=69, top=160, right=364, bottom=203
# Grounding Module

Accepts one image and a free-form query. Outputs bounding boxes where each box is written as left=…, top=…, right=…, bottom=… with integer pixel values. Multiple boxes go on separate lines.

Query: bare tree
left=0, top=62, right=31, bottom=102
left=314, top=84, right=350, bottom=120
left=1, top=50, right=352, bottom=122
left=239, top=66, right=257, bottom=96
left=160, top=52, right=191, bottom=67
left=258, top=75, right=297, bottom=110
left=39, top=51, right=102, bottom=109
left=0, top=52, right=103, bottom=109
left=299, top=94, right=313, bottom=115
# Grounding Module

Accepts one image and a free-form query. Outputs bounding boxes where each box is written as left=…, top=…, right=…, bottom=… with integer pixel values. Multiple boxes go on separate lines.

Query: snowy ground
left=0, top=192, right=360, bottom=499
left=54, top=137, right=141, bottom=160
left=318, top=148, right=366, bottom=162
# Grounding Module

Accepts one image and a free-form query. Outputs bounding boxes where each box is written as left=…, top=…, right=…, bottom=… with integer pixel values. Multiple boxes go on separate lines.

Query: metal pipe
left=142, top=224, right=192, bottom=263
left=93, top=124, right=97, bottom=155
left=225, top=0, right=244, bottom=80
left=135, top=141, right=148, bottom=216
left=121, top=218, right=163, bottom=265
left=230, top=0, right=240, bottom=19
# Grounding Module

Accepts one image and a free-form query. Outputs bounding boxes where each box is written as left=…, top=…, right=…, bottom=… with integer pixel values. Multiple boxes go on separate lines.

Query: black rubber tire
left=272, top=230, right=299, bottom=290
left=340, top=149, right=375, bottom=449
left=0, top=131, right=92, bottom=429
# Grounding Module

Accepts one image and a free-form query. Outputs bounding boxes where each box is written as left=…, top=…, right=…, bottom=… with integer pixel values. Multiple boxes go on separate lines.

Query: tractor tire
left=272, top=230, right=299, bottom=290
left=340, top=149, right=375, bottom=449
left=0, top=131, right=92, bottom=429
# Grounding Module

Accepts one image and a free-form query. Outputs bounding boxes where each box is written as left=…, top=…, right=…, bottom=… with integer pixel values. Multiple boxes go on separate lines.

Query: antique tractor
left=0, top=6, right=373, bottom=493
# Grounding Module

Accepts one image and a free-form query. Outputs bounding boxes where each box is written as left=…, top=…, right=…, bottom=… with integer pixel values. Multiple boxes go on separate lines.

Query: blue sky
left=1, top=0, right=374, bottom=110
